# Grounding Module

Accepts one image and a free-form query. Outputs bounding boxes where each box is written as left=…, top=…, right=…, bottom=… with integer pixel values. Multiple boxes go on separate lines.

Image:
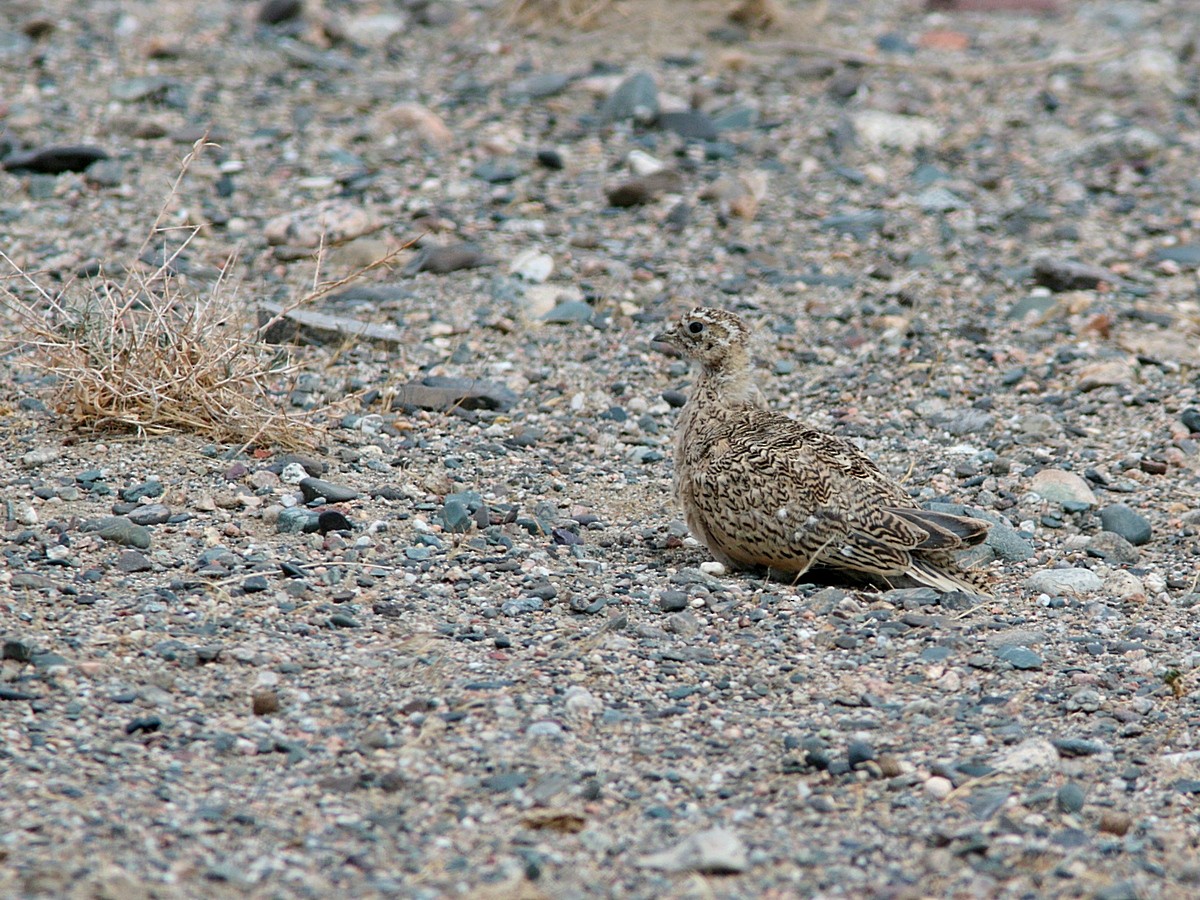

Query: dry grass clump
left=0, top=143, right=317, bottom=451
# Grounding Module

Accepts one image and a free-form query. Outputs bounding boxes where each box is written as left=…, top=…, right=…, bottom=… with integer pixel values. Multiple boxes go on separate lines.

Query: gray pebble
left=1099, top=504, right=1152, bottom=546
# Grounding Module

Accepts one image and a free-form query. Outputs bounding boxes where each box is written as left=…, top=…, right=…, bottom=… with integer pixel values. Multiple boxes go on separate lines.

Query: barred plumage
left=653, top=306, right=993, bottom=595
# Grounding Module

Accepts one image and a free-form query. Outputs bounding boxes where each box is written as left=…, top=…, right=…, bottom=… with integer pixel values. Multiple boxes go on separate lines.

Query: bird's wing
left=686, top=410, right=985, bottom=578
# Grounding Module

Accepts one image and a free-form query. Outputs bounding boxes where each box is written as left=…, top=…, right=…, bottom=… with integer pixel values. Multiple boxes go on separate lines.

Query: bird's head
left=653, top=306, right=752, bottom=373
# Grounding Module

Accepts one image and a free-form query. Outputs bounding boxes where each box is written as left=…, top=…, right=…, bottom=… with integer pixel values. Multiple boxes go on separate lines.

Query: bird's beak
left=651, top=325, right=678, bottom=347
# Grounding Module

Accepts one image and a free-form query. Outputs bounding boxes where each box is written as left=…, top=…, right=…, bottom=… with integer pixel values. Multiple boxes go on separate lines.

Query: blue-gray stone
left=997, top=646, right=1042, bottom=670
left=1099, top=504, right=1151, bottom=546
left=916, top=186, right=967, bottom=212
left=1151, top=244, right=1200, bottom=266
left=1057, top=782, right=1086, bottom=813
left=600, top=71, right=658, bottom=124
left=542, top=300, right=594, bottom=324
left=501, top=597, right=543, bottom=616
left=441, top=498, right=472, bottom=533
left=819, top=210, right=885, bottom=239
left=1006, top=295, right=1057, bottom=321
left=95, top=517, right=151, bottom=549
left=276, top=507, right=318, bottom=534
left=120, top=480, right=164, bottom=502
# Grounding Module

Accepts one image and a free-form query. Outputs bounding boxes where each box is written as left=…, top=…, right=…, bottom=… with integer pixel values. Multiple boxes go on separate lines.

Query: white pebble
left=924, top=776, right=953, bottom=800
left=699, top=561, right=727, bottom=577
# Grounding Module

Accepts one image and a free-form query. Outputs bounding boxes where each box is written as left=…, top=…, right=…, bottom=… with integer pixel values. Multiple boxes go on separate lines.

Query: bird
left=652, top=306, right=993, bottom=594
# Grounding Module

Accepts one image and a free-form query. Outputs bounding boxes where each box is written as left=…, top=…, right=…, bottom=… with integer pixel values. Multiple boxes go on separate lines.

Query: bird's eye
left=687, top=321, right=704, bottom=335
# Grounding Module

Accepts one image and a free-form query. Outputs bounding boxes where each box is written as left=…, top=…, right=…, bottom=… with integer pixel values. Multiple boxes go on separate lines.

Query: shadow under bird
left=653, top=306, right=993, bottom=595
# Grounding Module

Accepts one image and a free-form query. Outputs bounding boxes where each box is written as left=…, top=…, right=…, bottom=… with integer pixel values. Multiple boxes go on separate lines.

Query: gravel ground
left=3, top=0, right=1200, bottom=897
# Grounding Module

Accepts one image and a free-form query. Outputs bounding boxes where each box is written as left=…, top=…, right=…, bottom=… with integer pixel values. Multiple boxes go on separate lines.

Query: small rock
left=915, top=186, right=967, bottom=212
left=252, top=690, right=280, bottom=715
left=381, top=102, right=453, bottom=150
left=22, top=447, right=61, bottom=467
left=276, top=507, right=319, bottom=534
left=995, top=737, right=1059, bottom=773
left=116, top=550, right=153, bottom=573
left=601, top=71, right=658, bottom=124
left=258, top=0, right=303, bottom=25
left=1099, top=504, right=1151, bottom=546
left=1030, top=469, right=1096, bottom=507
left=1056, top=782, right=1086, bottom=814
left=1033, top=257, right=1115, bottom=291
left=1182, top=408, right=1200, bottom=434
left=636, top=827, right=748, bottom=874
left=657, top=110, right=718, bottom=141
left=95, top=517, right=151, bottom=549
left=440, top=498, right=473, bottom=533
left=1099, top=810, right=1132, bottom=836
left=851, top=110, right=940, bottom=151
left=317, top=510, right=352, bottom=534
left=405, top=243, right=492, bottom=275
left=658, top=591, right=688, bottom=612
left=509, top=249, right=554, bottom=283
left=1086, top=532, right=1139, bottom=564
left=1025, top=569, right=1102, bottom=595
left=1076, top=360, right=1133, bottom=392
left=1152, top=245, right=1200, bottom=267
left=3, top=145, right=109, bottom=174
left=264, top=201, right=381, bottom=249
left=997, top=646, right=1042, bottom=670
left=542, top=300, right=594, bottom=324
left=392, top=376, right=517, bottom=413
left=847, top=740, right=876, bottom=768
left=606, top=170, right=684, bottom=207
left=299, top=477, right=359, bottom=504
left=126, top=504, right=171, bottom=526
left=924, top=775, right=953, bottom=800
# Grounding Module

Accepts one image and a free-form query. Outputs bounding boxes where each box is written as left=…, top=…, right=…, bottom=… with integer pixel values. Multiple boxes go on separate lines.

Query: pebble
left=3, top=145, right=109, bottom=174
left=1033, top=257, right=1115, bottom=291
left=299, top=477, right=359, bottom=504
left=606, top=170, right=684, bottom=207
left=995, top=737, right=1059, bottom=773
left=508, top=249, right=554, bottom=283
left=93, top=517, right=151, bottom=549
left=1030, top=469, right=1097, bottom=507
left=1099, top=504, right=1152, bottom=546
left=116, top=551, right=153, bottom=573
left=263, top=201, right=381, bottom=249
left=924, top=776, right=953, bottom=800
left=126, top=504, right=171, bottom=526
left=996, top=646, right=1042, bottom=670
left=405, top=243, right=492, bottom=275
left=636, top=827, right=748, bottom=874
left=1057, top=782, right=1086, bottom=814
left=851, top=110, right=939, bottom=151
left=22, top=447, right=61, bottom=467
left=392, top=376, right=517, bottom=412
left=1025, top=569, right=1102, bottom=595
left=600, top=71, right=658, bottom=124
left=1086, top=532, right=1139, bottom=564
left=276, top=507, right=319, bottom=534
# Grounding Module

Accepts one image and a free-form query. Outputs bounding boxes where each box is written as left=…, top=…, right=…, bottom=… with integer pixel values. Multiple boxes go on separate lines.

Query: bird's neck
left=693, top=355, right=756, bottom=407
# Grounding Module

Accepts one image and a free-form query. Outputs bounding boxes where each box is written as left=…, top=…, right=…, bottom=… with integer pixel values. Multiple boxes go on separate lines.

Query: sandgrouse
left=654, top=306, right=992, bottom=594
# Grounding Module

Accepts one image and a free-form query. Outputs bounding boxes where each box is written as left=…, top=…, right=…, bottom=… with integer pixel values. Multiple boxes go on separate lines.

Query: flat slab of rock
left=257, top=302, right=407, bottom=348
left=392, top=376, right=518, bottom=413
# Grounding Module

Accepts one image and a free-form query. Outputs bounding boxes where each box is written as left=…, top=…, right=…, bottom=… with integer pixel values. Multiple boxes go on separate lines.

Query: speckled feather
left=654, top=307, right=992, bottom=594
